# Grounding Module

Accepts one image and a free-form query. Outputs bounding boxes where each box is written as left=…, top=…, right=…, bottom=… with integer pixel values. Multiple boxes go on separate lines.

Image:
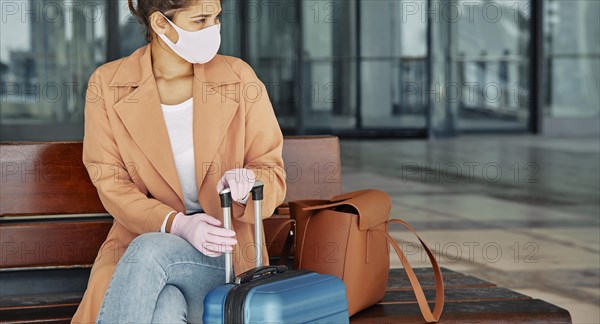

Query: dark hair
left=128, top=0, right=192, bottom=43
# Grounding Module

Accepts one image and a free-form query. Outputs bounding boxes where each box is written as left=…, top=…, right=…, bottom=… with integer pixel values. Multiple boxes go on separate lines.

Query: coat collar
left=109, top=44, right=241, bottom=211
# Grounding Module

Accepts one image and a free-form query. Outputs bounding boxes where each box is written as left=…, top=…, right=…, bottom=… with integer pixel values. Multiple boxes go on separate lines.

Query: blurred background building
left=1, top=0, right=599, bottom=140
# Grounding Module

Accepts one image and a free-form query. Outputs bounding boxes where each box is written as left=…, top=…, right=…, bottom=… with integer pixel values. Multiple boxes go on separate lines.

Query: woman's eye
left=195, top=15, right=220, bottom=24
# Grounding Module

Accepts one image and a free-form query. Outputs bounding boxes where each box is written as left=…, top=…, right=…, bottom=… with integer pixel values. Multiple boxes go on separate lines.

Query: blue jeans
left=96, top=232, right=226, bottom=323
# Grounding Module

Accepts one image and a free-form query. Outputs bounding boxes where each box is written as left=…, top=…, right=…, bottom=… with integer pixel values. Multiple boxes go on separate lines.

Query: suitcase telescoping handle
left=219, top=180, right=266, bottom=284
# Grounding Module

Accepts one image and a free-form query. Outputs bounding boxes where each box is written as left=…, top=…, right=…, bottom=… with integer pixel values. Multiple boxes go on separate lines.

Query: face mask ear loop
left=156, top=11, right=182, bottom=44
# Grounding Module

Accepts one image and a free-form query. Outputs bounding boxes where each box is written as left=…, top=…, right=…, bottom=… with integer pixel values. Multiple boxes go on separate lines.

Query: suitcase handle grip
left=234, top=265, right=288, bottom=285
left=219, top=181, right=265, bottom=283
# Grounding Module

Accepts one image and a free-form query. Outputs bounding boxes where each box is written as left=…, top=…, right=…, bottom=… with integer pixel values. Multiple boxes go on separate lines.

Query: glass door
left=1, top=0, right=107, bottom=141
left=301, top=0, right=357, bottom=132
left=244, top=0, right=300, bottom=132
left=360, top=0, right=428, bottom=130
left=242, top=0, right=429, bottom=136
left=429, top=0, right=533, bottom=135
left=453, top=0, right=532, bottom=132
left=544, top=0, right=600, bottom=118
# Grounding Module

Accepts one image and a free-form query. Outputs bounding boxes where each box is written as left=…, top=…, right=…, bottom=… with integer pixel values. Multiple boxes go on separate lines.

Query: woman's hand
left=169, top=212, right=237, bottom=257
left=216, top=168, right=256, bottom=204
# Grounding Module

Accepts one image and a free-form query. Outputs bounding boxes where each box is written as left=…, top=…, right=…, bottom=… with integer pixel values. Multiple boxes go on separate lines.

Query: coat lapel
left=192, top=57, right=241, bottom=204
left=110, top=44, right=241, bottom=211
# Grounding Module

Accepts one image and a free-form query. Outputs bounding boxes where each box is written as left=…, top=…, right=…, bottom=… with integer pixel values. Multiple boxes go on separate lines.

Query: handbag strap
left=370, top=219, right=445, bottom=323
left=266, top=219, right=296, bottom=266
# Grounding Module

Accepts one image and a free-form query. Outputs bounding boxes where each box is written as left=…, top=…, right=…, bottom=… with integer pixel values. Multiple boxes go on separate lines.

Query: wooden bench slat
left=0, top=304, right=75, bottom=324
left=381, top=287, right=531, bottom=304
left=0, top=136, right=342, bottom=217
left=0, top=143, right=105, bottom=216
left=351, top=299, right=572, bottom=324
left=0, top=292, right=84, bottom=310
left=387, top=268, right=496, bottom=290
left=0, top=221, right=112, bottom=269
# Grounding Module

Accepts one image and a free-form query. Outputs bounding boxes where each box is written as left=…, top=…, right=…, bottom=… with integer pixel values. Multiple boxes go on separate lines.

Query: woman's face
left=151, top=0, right=222, bottom=43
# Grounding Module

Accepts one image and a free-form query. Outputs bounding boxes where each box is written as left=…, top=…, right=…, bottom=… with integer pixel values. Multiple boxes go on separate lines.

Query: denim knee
left=125, top=232, right=226, bottom=271
left=125, top=232, right=183, bottom=268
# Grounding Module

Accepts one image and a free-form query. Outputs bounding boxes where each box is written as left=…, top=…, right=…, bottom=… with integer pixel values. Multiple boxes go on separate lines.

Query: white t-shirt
left=158, top=97, right=248, bottom=233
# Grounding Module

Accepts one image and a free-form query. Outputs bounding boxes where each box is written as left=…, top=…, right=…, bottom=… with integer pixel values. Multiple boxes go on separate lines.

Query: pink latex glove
left=170, top=212, right=237, bottom=257
left=216, top=168, right=256, bottom=203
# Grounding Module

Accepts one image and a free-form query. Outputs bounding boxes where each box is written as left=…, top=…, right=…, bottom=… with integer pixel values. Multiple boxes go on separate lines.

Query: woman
left=71, top=0, right=287, bottom=322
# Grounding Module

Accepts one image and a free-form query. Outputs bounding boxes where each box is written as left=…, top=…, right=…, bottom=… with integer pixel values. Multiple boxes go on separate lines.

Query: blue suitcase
left=203, top=181, right=349, bottom=324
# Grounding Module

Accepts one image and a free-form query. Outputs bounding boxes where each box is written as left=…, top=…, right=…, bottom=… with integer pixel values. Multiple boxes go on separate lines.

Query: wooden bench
left=352, top=268, right=571, bottom=323
left=0, top=136, right=572, bottom=323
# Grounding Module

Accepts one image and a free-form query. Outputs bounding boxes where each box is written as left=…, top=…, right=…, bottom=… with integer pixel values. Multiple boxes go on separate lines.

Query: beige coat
left=71, top=44, right=287, bottom=323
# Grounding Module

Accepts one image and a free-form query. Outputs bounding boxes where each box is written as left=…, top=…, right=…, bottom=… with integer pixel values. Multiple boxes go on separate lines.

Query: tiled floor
left=339, top=134, right=600, bottom=324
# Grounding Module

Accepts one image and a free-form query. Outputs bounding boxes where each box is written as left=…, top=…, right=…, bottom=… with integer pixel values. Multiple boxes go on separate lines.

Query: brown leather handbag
left=288, top=189, right=445, bottom=322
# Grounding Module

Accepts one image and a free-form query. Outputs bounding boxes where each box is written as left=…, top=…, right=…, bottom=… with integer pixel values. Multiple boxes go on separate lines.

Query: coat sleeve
left=82, top=69, right=177, bottom=234
left=231, top=68, right=287, bottom=224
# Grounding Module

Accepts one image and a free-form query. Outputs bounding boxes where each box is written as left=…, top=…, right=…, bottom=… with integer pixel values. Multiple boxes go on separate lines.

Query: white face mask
left=157, top=12, right=221, bottom=64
